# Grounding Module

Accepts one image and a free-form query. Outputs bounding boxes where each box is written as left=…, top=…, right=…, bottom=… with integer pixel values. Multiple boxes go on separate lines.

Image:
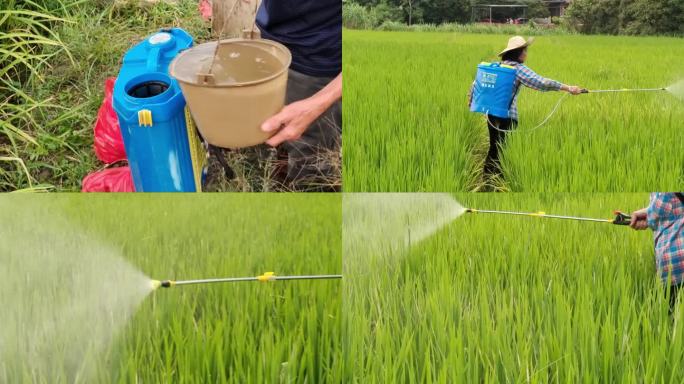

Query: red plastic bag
left=93, top=77, right=126, bottom=164
left=199, top=0, right=212, bottom=20
left=82, top=79, right=133, bottom=192
left=82, top=167, right=134, bottom=192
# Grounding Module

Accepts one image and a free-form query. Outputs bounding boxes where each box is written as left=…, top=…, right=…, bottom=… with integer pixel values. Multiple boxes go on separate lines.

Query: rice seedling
left=343, top=30, right=684, bottom=192
left=0, top=193, right=342, bottom=383
left=343, top=192, right=684, bottom=382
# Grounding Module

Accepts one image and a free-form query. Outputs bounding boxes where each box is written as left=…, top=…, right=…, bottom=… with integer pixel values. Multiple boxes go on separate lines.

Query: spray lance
left=465, top=208, right=632, bottom=226
left=150, top=272, right=342, bottom=290
left=580, top=87, right=667, bottom=94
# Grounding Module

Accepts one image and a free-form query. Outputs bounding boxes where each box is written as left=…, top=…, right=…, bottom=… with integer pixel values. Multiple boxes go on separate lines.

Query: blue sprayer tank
left=113, top=28, right=203, bottom=192
left=470, top=62, right=517, bottom=119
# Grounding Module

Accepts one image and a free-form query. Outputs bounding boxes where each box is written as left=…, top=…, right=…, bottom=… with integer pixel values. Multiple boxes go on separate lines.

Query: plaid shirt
left=648, top=193, right=684, bottom=285
left=469, top=61, right=562, bottom=121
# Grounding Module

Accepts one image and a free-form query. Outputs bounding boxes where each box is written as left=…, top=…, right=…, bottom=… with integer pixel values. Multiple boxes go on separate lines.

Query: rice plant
left=0, top=193, right=342, bottom=383
left=343, top=193, right=684, bottom=382
left=343, top=30, right=684, bottom=192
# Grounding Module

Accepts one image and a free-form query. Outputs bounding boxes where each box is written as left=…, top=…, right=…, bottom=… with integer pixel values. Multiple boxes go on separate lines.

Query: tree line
left=343, top=0, right=684, bottom=35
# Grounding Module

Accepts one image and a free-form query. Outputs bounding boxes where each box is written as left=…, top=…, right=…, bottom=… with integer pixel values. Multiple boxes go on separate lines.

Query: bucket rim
left=169, top=38, right=292, bottom=88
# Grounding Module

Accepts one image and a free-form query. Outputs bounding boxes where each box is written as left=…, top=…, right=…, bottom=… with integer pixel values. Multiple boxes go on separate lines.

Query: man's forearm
left=311, top=73, right=342, bottom=112
left=261, top=73, right=342, bottom=146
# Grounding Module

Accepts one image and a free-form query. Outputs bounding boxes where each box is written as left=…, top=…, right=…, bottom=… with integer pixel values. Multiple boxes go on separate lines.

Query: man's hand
left=630, top=208, right=649, bottom=230
left=262, top=97, right=327, bottom=147
left=261, top=73, right=342, bottom=147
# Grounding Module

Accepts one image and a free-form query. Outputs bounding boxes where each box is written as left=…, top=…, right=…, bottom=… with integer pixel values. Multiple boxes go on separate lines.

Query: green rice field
left=343, top=193, right=682, bottom=382
left=0, top=194, right=342, bottom=383
left=343, top=30, right=684, bottom=192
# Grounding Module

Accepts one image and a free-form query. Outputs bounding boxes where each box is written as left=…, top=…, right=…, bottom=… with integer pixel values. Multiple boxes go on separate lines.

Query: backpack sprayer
left=150, top=272, right=342, bottom=289
left=470, top=62, right=674, bottom=132
left=465, top=208, right=632, bottom=226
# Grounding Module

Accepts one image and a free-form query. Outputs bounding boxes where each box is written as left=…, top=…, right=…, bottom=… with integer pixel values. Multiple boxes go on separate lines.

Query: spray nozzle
left=150, top=280, right=175, bottom=289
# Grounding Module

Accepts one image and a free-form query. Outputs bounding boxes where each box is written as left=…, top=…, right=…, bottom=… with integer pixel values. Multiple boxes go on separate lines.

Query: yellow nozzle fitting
left=467, top=208, right=477, bottom=213
left=533, top=211, right=545, bottom=217
left=151, top=280, right=175, bottom=289
left=257, top=272, right=276, bottom=282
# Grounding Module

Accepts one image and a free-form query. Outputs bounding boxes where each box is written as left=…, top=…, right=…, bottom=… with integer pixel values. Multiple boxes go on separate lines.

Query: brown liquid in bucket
left=169, top=39, right=291, bottom=148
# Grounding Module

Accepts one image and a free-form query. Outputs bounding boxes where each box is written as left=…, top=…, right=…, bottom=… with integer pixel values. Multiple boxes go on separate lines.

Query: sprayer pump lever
left=612, top=211, right=631, bottom=226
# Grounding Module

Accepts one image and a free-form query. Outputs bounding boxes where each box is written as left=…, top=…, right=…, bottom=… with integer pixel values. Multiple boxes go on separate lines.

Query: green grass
left=343, top=30, right=684, bottom=192
left=343, top=193, right=684, bottom=382
left=0, top=194, right=342, bottom=383
left=0, top=1, right=76, bottom=190
left=1, top=1, right=214, bottom=191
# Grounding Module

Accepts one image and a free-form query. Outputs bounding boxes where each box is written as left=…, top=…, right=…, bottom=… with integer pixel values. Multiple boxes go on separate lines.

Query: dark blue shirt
left=256, top=0, right=341, bottom=78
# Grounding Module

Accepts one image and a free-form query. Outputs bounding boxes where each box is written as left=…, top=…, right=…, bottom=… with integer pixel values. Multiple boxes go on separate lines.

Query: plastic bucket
left=169, top=38, right=291, bottom=148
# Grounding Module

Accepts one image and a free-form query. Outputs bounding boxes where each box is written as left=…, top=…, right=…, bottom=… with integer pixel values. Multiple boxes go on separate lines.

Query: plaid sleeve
left=649, top=193, right=684, bottom=284
left=516, top=65, right=562, bottom=92
left=647, top=193, right=660, bottom=230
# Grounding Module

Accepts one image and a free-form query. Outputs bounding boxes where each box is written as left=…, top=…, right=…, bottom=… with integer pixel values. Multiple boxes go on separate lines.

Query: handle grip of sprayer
left=581, top=88, right=589, bottom=94
left=612, top=211, right=631, bottom=226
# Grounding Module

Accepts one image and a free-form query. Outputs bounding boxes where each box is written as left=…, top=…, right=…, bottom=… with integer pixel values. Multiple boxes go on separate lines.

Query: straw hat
left=498, top=36, right=534, bottom=56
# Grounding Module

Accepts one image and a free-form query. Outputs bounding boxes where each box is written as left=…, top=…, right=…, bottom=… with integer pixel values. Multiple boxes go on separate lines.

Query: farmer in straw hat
left=630, top=193, right=684, bottom=313
left=469, top=36, right=584, bottom=182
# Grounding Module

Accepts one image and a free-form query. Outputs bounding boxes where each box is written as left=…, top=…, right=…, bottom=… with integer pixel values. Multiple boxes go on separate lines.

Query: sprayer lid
left=169, top=39, right=292, bottom=87
left=149, top=32, right=172, bottom=45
